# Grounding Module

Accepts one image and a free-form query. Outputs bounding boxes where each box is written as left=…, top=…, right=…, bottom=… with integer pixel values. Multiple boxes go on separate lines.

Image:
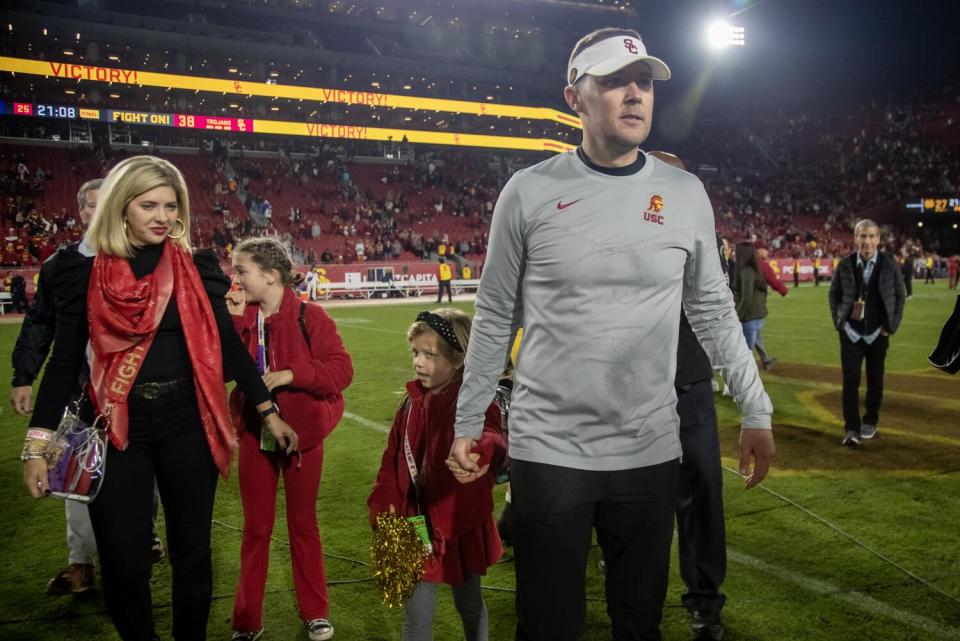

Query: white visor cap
left=567, top=35, right=671, bottom=86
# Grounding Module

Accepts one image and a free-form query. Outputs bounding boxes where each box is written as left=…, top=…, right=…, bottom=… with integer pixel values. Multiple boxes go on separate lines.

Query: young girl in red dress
left=368, top=308, right=505, bottom=641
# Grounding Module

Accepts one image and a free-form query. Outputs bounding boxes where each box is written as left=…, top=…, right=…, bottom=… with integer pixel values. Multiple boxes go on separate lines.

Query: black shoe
left=691, top=611, right=723, bottom=641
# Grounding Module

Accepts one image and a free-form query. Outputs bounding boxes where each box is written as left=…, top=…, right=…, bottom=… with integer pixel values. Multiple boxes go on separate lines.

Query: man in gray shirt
left=449, top=27, right=775, bottom=641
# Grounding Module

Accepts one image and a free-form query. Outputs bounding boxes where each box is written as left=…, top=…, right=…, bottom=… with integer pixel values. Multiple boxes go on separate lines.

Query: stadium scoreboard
left=10, top=102, right=253, bottom=132
left=905, top=197, right=960, bottom=214
left=1, top=99, right=573, bottom=153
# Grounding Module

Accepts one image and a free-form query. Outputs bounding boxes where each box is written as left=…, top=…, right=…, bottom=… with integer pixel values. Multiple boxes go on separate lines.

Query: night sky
left=547, top=0, right=960, bottom=110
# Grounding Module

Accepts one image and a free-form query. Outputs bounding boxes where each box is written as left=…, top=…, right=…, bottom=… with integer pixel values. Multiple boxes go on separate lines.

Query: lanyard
left=256, top=310, right=269, bottom=375
left=401, top=401, right=419, bottom=486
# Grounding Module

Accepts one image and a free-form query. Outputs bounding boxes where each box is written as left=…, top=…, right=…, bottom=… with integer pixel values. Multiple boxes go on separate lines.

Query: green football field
left=1, top=282, right=958, bottom=641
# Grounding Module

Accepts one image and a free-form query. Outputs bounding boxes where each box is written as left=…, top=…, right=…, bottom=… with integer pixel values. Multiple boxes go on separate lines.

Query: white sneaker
left=860, top=424, right=877, bottom=439
left=306, top=619, right=334, bottom=641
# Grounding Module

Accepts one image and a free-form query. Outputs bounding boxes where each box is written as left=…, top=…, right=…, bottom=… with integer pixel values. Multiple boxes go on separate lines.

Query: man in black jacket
left=828, top=219, right=905, bottom=446
left=10, top=179, right=101, bottom=594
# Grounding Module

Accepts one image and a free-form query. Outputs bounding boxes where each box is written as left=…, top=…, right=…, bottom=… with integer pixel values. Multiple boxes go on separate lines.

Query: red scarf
left=87, top=241, right=236, bottom=476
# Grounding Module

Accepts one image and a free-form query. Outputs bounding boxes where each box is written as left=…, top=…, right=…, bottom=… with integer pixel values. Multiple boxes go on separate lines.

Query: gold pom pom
left=370, top=512, right=431, bottom=607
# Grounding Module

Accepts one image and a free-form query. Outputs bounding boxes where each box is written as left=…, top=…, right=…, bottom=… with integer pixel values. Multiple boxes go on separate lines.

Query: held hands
left=10, top=386, right=32, bottom=415
left=264, top=413, right=299, bottom=454
left=23, top=457, right=48, bottom=498
left=262, top=369, right=294, bottom=392
left=225, top=289, right=245, bottom=316
left=739, top=429, right=776, bottom=489
left=445, top=436, right=489, bottom=484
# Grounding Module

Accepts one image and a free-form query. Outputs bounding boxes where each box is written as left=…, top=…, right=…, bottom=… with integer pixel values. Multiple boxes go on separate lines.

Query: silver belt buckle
left=141, top=382, right=161, bottom=400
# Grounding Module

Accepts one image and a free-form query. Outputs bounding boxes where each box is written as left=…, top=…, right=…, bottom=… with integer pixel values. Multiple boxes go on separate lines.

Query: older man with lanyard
left=829, top=219, right=905, bottom=446
left=449, top=28, right=775, bottom=641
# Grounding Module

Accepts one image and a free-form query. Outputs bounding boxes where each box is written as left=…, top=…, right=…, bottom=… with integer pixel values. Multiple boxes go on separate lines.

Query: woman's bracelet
left=21, top=431, right=59, bottom=466
left=20, top=438, right=51, bottom=463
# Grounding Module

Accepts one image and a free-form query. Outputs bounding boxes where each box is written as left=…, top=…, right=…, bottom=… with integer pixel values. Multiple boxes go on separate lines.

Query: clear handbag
left=46, top=396, right=108, bottom=503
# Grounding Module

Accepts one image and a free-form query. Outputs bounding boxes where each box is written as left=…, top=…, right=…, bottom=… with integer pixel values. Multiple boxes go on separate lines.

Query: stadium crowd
left=3, top=80, right=959, bottom=282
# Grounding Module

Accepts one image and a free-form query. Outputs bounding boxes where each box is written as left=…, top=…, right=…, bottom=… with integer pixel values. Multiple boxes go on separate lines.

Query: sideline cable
left=721, top=465, right=960, bottom=607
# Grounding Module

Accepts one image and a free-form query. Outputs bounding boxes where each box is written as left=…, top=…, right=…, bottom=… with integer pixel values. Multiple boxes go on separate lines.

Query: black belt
left=131, top=378, right=192, bottom=401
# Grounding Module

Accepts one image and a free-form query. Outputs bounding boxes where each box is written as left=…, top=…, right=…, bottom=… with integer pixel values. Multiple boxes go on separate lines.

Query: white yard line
left=336, top=324, right=407, bottom=337
left=729, top=548, right=960, bottom=639
left=342, top=411, right=390, bottom=433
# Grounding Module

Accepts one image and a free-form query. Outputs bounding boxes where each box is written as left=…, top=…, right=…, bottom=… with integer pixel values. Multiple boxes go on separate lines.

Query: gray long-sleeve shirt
left=455, top=150, right=772, bottom=471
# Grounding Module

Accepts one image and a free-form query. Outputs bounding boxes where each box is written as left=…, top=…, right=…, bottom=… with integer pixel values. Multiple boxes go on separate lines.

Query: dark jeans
left=436, top=280, right=452, bottom=302
left=839, top=332, right=889, bottom=433
left=89, top=388, right=219, bottom=641
left=511, top=458, right=678, bottom=641
left=676, top=380, right=726, bottom=615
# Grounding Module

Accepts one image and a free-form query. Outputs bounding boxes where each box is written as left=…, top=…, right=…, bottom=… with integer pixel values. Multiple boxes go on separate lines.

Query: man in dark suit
left=829, top=219, right=905, bottom=446
left=651, top=151, right=727, bottom=641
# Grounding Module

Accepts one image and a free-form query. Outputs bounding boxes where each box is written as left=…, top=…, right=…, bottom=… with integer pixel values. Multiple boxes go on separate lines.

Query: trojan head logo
left=643, top=194, right=665, bottom=225
left=624, top=38, right=639, bottom=55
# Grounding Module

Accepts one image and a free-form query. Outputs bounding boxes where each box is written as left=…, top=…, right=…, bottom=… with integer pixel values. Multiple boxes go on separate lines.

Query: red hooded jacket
left=368, top=376, right=505, bottom=546
left=230, top=287, right=353, bottom=452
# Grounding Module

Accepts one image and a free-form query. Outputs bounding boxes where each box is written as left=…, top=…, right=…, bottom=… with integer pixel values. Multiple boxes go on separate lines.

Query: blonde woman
left=21, top=155, right=297, bottom=641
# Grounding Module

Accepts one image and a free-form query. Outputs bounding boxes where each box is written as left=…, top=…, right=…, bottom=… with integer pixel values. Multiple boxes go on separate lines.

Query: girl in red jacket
left=368, top=308, right=506, bottom=641
left=226, top=237, right=353, bottom=641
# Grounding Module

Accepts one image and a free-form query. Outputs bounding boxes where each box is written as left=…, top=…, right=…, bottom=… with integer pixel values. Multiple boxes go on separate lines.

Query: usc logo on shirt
left=643, top=195, right=665, bottom=225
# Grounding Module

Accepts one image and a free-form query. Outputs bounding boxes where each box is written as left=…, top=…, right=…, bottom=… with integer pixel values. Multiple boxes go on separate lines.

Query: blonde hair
left=407, top=308, right=472, bottom=366
left=233, top=236, right=303, bottom=287
left=84, top=155, right=191, bottom=257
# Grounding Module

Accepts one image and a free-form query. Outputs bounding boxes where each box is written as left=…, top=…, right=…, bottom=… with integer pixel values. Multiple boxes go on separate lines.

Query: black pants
left=925, top=268, right=935, bottom=284
left=436, top=280, right=452, bottom=302
left=12, top=291, right=29, bottom=312
left=903, top=272, right=913, bottom=297
left=511, top=458, right=678, bottom=641
left=89, top=388, right=219, bottom=641
left=676, top=380, right=726, bottom=615
left=839, top=333, right=889, bottom=433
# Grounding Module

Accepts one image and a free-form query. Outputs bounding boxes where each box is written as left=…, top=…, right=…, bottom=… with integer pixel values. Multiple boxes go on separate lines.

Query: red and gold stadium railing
left=0, top=56, right=581, bottom=151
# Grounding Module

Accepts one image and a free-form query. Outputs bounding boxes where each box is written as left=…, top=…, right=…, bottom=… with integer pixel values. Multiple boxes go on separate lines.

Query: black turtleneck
left=130, top=243, right=193, bottom=383
left=576, top=146, right=646, bottom=176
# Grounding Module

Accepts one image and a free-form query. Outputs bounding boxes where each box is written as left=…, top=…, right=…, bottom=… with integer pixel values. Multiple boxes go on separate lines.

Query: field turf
left=0, top=281, right=958, bottom=640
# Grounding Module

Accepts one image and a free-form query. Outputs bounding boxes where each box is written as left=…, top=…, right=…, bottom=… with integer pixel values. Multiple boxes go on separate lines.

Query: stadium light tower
left=705, top=20, right=746, bottom=50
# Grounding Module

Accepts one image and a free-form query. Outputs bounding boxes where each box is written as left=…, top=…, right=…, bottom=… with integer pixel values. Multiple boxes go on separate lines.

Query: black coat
left=10, top=246, right=73, bottom=386
left=828, top=251, right=905, bottom=334
left=929, top=294, right=960, bottom=374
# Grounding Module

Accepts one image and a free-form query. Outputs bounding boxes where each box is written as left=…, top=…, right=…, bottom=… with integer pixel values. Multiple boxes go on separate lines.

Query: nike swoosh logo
left=556, top=199, right=582, bottom=210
